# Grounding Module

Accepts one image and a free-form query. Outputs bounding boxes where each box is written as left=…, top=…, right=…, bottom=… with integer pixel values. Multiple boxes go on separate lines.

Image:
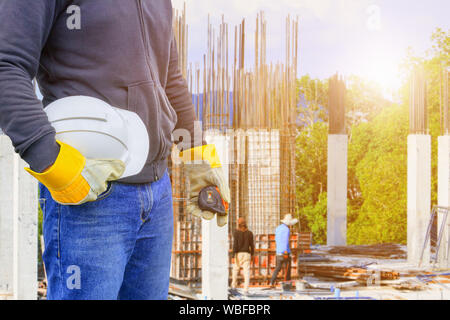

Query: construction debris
left=38, top=281, right=47, bottom=300
left=169, top=281, right=200, bottom=300
left=303, top=278, right=359, bottom=290
left=392, top=281, right=427, bottom=291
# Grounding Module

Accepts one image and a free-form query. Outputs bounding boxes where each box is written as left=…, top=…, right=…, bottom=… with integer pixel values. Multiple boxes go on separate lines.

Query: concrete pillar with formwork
left=201, top=132, right=229, bottom=300
left=437, top=136, right=450, bottom=268
left=0, top=135, right=38, bottom=300
left=407, top=68, right=431, bottom=266
left=327, top=74, right=347, bottom=246
left=437, top=68, right=449, bottom=268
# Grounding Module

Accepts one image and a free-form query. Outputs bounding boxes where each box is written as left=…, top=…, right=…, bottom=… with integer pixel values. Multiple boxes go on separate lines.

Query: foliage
left=301, top=192, right=328, bottom=244
left=295, top=121, right=328, bottom=209
left=348, top=104, right=408, bottom=244
left=345, top=75, right=389, bottom=128
left=296, top=75, right=328, bottom=127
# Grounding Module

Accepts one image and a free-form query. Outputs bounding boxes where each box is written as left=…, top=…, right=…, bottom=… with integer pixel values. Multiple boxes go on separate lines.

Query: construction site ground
left=37, top=244, right=449, bottom=300
left=167, top=244, right=450, bottom=301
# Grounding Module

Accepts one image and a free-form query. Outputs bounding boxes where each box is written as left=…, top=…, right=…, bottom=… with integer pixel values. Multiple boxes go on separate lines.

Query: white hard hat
left=44, top=96, right=149, bottom=178
left=281, top=214, right=299, bottom=226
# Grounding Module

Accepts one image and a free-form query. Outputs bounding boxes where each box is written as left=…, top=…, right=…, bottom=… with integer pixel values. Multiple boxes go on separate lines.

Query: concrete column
left=327, top=134, right=348, bottom=246
left=407, top=135, right=431, bottom=266
left=201, top=133, right=229, bottom=300
left=437, top=136, right=450, bottom=268
left=0, top=135, right=38, bottom=300
left=0, top=136, right=15, bottom=299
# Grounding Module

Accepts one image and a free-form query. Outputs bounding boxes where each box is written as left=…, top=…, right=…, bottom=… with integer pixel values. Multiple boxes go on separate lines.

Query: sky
left=172, top=0, right=449, bottom=97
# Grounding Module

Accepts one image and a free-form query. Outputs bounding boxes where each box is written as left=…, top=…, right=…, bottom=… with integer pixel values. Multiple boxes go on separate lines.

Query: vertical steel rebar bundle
left=173, top=3, right=188, bottom=78
left=440, top=66, right=449, bottom=135
left=410, top=68, right=428, bottom=134
left=328, top=74, right=346, bottom=134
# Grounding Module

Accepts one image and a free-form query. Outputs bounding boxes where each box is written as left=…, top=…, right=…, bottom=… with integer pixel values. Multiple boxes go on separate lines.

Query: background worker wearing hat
left=231, top=217, right=255, bottom=295
left=0, top=0, right=229, bottom=300
left=269, top=214, right=299, bottom=287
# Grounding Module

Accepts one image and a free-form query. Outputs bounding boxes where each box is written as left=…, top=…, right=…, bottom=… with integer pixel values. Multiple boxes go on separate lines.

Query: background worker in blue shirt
left=269, top=214, right=299, bottom=287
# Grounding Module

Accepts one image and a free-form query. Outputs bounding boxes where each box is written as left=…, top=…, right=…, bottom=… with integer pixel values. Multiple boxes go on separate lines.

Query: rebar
left=329, top=74, right=346, bottom=134
left=170, top=7, right=299, bottom=285
left=441, top=66, right=449, bottom=135
left=410, top=67, right=428, bottom=134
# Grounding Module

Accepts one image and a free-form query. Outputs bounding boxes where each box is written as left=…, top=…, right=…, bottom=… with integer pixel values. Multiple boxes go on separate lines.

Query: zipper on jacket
left=137, top=0, right=156, bottom=82
left=137, top=0, right=165, bottom=178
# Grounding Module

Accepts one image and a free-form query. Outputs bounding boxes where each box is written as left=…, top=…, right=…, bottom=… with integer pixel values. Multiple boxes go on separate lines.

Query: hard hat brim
left=114, top=108, right=149, bottom=178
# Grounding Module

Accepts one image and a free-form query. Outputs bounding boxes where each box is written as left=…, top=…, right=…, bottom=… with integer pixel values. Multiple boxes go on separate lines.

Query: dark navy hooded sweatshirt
left=0, top=0, right=198, bottom=183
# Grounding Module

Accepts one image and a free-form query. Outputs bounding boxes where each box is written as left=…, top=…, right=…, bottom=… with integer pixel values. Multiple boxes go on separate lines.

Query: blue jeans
left=39, top=170, right=174, bottom=300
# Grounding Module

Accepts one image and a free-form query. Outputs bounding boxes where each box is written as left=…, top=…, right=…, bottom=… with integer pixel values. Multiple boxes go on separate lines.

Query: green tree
left=302, top=192, right=328, bottom=244
left=348, top=104, right=409, bottom=244
left=346, top=75, right=389, bottom=128
left=295, top=122, right=328, bottom=207
left=296, top=75, right=328, bottom=127
left=295, top=121, right=328, bottom=233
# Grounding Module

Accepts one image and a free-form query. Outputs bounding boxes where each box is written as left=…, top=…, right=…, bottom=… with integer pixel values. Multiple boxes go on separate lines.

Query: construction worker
left=0, top=1, right=229, bottom=300
left=231, top=217, right=255, bottom=294
left=269, top=214, right=299, bottom=287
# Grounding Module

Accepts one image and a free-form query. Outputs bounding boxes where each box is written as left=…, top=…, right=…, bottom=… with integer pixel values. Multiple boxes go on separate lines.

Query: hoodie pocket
left=154, top=84, right=178, bottom=159
left=127, top=81, right=177, bottom=163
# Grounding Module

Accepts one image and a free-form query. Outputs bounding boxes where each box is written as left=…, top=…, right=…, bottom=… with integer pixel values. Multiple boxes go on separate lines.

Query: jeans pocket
left=158, top=169, right=173, bottom=200
left=96, top=182, right=115, bottom=202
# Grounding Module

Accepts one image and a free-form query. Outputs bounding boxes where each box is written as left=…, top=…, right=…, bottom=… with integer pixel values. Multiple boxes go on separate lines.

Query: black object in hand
left=198, top=186, right=229, bottom=216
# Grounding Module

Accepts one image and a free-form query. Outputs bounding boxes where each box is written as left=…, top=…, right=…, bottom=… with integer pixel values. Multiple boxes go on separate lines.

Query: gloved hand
left=180, top=144, right=230, bottom=227
left=26, top=141, right=125, bottom=205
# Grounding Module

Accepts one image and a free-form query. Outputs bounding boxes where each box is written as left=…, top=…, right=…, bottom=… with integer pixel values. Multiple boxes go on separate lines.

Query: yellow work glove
left=180, top=144, right=230, bottom=227
left=26, top=141, right=125, bottom=205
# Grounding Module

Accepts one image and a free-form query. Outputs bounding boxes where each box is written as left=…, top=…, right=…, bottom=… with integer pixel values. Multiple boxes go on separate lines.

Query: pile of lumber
left=324, top=244, right=406, bottom=259
left=299, top=264, right=400, bottom=282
